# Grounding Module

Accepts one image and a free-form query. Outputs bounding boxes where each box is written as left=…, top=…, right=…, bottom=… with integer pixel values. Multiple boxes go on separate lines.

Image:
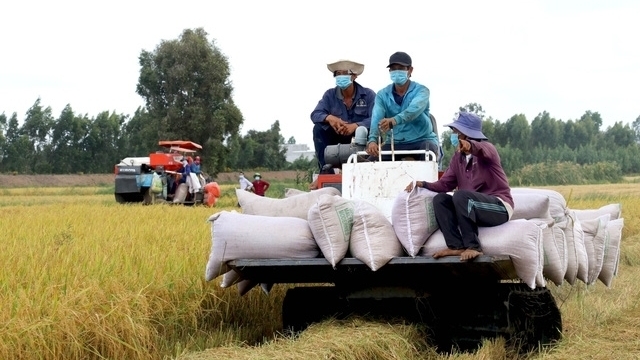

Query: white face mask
left=254, top=177, right=260, bottom=180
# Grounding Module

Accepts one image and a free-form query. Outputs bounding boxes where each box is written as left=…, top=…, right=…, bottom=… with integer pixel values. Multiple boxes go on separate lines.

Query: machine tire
left=428, top=283, right=561, bottom=353
left=506, top=286, right=562, bottom=352
left=115, top=193, right=126, bottom=204
left=114, top=193, right=144, bottom=204
left=282, top=286, right=342, bottom=335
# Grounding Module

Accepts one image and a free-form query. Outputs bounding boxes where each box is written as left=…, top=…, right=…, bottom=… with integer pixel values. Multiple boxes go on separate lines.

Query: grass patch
left=0, top=183, right=638, bottom=359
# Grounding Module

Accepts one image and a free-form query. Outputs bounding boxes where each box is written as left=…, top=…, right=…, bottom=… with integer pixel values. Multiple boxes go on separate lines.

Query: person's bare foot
left=433, top=248, right=464, bottom=259
left=460, top=249, right=483, bottom=261
left=309, top=179, right=318, bottom=190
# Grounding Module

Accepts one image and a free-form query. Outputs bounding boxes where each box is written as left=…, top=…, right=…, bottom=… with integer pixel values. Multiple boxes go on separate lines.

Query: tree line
left=1, top=27, right=639, bottom=181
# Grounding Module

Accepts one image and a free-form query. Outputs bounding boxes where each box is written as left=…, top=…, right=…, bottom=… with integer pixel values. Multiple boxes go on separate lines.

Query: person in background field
left=191, top=156, right=201, bottom=175
left=404, top=112, right=514, bottom=261
left=179, top=157, right=191, bottom=185
left=310, top=59, right=376, bottom=178
left=238, top=172, right=254, bottom=192
left=252, top=173, right=270, bottom=197
left=366, top=51, right=439, bottom=161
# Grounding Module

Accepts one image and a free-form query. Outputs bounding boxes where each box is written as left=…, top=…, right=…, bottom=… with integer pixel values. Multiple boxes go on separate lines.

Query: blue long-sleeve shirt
left=368, top=81, right=439, bottom=146
left=179, top=162, right=191, bottom=184
left=310, top=81, right=376, bottom=130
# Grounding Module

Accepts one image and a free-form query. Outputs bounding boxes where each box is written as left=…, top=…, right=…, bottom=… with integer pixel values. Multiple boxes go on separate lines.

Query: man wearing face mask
left=310, top=60, right=376, bottom=175
left=404, top=112, right=514, bottom=261
left=366, top=52, right=439, bottom=161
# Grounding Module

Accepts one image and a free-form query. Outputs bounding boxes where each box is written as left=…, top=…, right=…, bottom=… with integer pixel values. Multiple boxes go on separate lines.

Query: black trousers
left=313, top=124, right=352, bottom=171
left=433, top=190, right=509, bottom=251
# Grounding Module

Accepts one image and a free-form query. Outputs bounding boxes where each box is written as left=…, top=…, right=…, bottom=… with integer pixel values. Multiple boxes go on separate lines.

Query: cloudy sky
left=1, top=0, right=638, bottom=149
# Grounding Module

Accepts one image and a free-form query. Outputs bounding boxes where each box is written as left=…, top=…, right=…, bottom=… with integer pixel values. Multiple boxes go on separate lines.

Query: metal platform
left=228, top=255, right=519, bottom=288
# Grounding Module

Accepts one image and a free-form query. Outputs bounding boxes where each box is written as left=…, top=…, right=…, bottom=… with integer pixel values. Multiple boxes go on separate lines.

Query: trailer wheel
left=282, top=286, right=342, bottom=335
left=428, top=283, right=562, bottom=353
left=507, top=287, right=562, bottom=352
left=114, top=193, right=144, bottom=203
left=115, top=193, right=126, bottom=204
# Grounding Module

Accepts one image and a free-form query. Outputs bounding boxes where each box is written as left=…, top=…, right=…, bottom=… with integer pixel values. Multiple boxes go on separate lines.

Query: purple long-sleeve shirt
left=425, top=140, right=514, bottom=208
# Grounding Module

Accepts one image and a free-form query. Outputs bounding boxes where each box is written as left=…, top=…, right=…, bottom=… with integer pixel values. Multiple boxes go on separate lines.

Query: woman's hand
left=405, top=181, right=422, bottom=192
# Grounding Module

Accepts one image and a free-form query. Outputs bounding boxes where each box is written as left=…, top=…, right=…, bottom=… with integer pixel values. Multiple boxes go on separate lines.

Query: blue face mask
left=390, top=70, right=409, bottom=85
left=335, top=75, right=352, bottom=89
left=450, top=133, right=459, bottom=148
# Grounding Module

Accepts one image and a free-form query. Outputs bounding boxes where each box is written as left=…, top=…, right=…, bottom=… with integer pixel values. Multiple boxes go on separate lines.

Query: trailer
left=230, top=149, right=563, bottom=352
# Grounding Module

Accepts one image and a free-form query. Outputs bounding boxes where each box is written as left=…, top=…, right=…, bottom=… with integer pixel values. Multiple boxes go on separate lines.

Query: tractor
left=114, top=140, right=208, bottom=205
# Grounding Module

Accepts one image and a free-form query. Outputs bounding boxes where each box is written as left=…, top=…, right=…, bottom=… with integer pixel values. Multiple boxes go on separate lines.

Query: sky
left=1, top=0, right=639, bottom=150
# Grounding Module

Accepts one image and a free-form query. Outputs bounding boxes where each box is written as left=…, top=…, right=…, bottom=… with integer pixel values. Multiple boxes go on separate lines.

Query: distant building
left=282, top=143, right=315, bottom=163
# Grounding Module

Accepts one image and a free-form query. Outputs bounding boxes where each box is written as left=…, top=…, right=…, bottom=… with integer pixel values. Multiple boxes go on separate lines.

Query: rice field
left=1, top=182, right=639, bottom=359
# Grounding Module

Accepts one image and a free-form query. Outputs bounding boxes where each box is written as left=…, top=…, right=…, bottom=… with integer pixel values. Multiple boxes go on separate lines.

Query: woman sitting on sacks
left=405, top=112, right=514, bottom=261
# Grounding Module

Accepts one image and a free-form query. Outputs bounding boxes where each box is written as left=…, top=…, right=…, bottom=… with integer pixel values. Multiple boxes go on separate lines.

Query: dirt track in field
left=0, top=171, right=304, bottom=188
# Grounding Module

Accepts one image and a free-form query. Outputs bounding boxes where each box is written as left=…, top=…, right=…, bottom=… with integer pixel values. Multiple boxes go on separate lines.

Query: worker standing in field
left=237, top=172, right=254, bottom=207
left=238, top=172, right=254, bottom=192
left=191, top=156, right=201, bottom=175
left=252, top=173, right=270, bottom=197
left=405, top=112, right=513, bottom=261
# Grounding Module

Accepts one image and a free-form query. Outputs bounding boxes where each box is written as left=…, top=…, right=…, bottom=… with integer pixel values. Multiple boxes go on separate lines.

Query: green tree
left=225, top=121, right=288, bottom=170
left=136, top=27, right=244, bottom=175
left=503, top=114, right=530, bottom=151
left=530, top=111, right=562, bottom=149
left=120, top=107, right=158, bottom=157
left=0, top=113, right=6, bottom=169
left=631, top=114, right=640, bottom=143
left=2, top=113, right=29, bottom=172
left=83, top=111, right=128, bottom=173
left=22, top=98, right=54, bottom=152
left=600, top=121, right=636, bottom=148
left=458, top=103, right=485, bottom=119
left=50, top=105, right=90, bottom=173
left=287, top=136, right=296, bottom=144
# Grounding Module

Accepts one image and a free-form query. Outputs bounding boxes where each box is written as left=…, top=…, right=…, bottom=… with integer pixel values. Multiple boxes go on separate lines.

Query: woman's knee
left=433, top=192, right=452, bottom=207
left=452, top=190, right=474, bottom=208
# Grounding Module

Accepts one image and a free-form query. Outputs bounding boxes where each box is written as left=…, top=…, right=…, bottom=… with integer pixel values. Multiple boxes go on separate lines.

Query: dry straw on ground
left=1, top=184, right=639, bottom=359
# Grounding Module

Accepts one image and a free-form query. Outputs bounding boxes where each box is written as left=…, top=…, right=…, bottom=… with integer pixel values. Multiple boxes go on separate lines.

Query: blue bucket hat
left=444, top=112, right=487, bottom=140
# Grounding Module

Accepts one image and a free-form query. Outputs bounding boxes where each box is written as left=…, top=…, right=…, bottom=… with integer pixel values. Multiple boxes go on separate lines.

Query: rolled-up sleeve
left=367, top=92, right=387, bottom=143
left=394, top=86, right=429, bottom=125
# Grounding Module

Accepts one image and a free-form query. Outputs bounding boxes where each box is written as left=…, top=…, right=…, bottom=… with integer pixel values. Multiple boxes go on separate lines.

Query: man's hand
left=366, top=142, right=378, bottom=157
left=326, top=115, right=347, bottom=134
left=378, top=118, right=396, bottom=133
left=458, top=139, right=471, bottom=153
left=338, top=123, right=358, bottom=136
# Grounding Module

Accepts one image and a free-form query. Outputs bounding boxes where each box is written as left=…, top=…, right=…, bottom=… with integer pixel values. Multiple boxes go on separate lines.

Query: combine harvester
left=226, top=146, right=563, bottom=352
left=114, top=140, right=216, bottom=205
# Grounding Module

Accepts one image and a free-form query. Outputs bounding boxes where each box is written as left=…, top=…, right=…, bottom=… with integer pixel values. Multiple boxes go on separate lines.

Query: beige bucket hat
left=327, top=60, right=365, bottom=75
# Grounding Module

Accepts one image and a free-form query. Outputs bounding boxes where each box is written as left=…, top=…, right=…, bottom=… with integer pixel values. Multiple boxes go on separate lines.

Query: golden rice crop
left=1, top=183, right=639, bottom=359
